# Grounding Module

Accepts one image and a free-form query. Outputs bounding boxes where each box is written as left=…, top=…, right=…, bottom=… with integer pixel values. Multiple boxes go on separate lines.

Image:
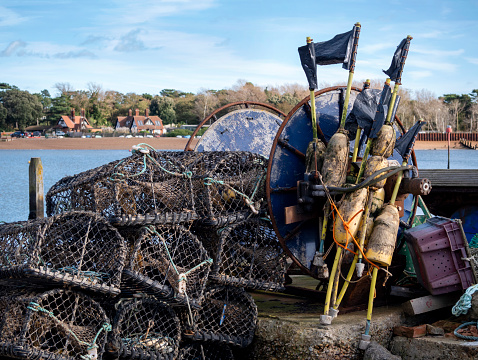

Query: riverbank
left=0, top=138, right=468, bottom=151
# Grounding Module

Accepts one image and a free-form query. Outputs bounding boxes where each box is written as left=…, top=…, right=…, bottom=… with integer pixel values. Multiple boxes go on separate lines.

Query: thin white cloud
left=0, top=6, right=27, bottom=26
left=408, top=58, right=457, bottom=72
left=102, top=0, right=217, bottom=25
left=0, top=40, right=27, bottom=57
left=413, top=47, right=464, bottom=57
left=408, top=70, right=433, bottom=79
left=465, top=57, right=478, bottom=65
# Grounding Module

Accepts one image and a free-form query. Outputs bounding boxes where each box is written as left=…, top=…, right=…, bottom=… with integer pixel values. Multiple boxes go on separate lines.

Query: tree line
left=0, top=80, right=477, bottom=133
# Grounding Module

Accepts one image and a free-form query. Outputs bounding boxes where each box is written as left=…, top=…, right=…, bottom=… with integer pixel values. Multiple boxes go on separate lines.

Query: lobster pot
left=371, top=124, right=396, bottom=158
left=190, top=151, right=268, bottom=227
left=321, top=129, right=349, bottom=187
left=107, top=298, right=180, bottom=360
left=46, top=151, right=198, bottom=226
left=178, top=342, right=234, bottom=360
left=122, top=225, right=212, bottom=308
left=199, top=218, right=287, bottom=291
left=184, top=286, right=257, bottom=348
left=364, top=156, right=389, bottom=189
left=365, top=204, right=400, bottom=266
left=0, top=289, right=109, bottom=360
left=0, top=211, right=126, bottom=295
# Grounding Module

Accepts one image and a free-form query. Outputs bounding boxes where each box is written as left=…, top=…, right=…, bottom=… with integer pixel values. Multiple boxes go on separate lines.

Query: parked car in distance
left=10, top=131, right=25, bottom=138
left=55, top=130, right=66, bottom=136
left=32, top=131, right=41, bottom=137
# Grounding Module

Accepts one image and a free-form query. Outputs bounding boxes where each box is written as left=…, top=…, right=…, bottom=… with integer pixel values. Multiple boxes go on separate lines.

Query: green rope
left=452, top=284, right=478, bottom=316
left=469, top=234, right=478, bottom=249
left=57, top=266, right=109, bottom=282
left=27, top=302, right=111, bottom=353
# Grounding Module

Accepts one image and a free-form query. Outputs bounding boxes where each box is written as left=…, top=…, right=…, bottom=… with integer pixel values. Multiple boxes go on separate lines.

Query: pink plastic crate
left=405, top=217, right=476, bottom=295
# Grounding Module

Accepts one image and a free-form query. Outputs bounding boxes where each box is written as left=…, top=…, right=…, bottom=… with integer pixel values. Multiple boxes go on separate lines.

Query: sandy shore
left=0, top=137, right=469, bottom=151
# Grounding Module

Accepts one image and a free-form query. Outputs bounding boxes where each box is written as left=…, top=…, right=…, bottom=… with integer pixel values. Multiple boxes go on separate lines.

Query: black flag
left=298, top=40, right=317, bottom=90
left=368, top=83, right=392, bottom=139
left=298, top=25, right=359, bottom=89
left=395, top=120, right=425, bottom=160
left=383, top=37, right=410, bottom=83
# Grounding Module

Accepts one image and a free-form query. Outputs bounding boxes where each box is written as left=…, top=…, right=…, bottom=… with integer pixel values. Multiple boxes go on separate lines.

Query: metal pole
left=29, top=157, right=44, bottom=220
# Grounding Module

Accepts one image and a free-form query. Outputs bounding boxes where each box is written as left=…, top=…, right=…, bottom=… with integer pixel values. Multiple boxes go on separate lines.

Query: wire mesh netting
left=0, top=288, right=110, bottom=360
left=106, top=298, right=180, bottom=360
left=46, top=150, right=198, bottom=226
left=121, top=225, right=212, bottom=308
left=0, top=211, right=126, bottom=295
left=188, top=151, right=268, bottom=227
left=196, top=218, right=287, bottom=291
left=178, top=341, right=234, bottom=360
left=183, top=286, right=257, bottom=348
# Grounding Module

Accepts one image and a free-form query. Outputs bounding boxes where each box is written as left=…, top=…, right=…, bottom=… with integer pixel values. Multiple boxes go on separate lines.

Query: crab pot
left=121, top=225, right=212, bottom=308
left=0, top=211, right=126, bottom=295
left=333, top=188, right=368, bottom=245
left=107, top=298, right=180, bottom=360
left=178, top=342, right=234, bottom=360
left=365, top=204, right=400, bottom=266
left=364, top=156, right=389, bottom=189
left=196, top=218, right=287, bottom=291
left=371, top=124, right=396, bottom=158
left=183, top=286, right=257, bottom=348
left=189, top=151, right=268, bottom=227
left=321, top=129, right=349, bottom=187
left=0, top=289, right=109, bottom=360
left=46, top=151, right=199, bottom=226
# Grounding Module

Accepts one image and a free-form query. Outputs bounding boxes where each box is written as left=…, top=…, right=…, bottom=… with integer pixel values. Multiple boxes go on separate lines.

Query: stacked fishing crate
left=0, top=147, right=287, bottom=360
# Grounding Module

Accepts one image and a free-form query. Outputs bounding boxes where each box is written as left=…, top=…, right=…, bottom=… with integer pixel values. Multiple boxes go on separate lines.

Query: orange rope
left=330, top=201, right=380, bottom=270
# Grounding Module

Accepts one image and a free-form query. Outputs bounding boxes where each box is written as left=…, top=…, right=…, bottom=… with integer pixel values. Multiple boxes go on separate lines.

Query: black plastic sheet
left=345, top=88, right=381, bottom=139
left=395, top=120, right=426, bottom=160
left=369, top=84, right=392, bottom=139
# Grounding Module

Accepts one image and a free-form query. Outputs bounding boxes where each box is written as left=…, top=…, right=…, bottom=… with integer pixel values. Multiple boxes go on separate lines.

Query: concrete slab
left=239, top=288, right=405, bottom=359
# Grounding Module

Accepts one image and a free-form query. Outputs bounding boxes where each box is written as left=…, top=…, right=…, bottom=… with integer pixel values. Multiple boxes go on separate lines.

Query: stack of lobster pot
left=41, top=147, right=286, bottom=358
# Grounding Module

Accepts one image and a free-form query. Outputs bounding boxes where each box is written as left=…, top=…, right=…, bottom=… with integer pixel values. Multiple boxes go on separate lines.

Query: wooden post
left=29, top=157, right=44, bottom=220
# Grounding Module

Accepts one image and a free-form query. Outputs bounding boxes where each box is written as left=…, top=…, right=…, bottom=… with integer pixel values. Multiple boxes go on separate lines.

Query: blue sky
left=1, top=0, right=477, bottom=98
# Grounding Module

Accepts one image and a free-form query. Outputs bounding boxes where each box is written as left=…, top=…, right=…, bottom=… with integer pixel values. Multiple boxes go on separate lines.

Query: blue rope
left=452, top=284, right=478, bottom=316
left=454, top=321, right=478, bottom=341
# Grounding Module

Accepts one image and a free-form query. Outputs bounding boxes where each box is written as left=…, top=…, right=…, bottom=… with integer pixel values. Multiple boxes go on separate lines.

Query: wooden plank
left=419, top=169, right=478, bottom=188
left=402, top=293, right=461, bottom=316
left=29, top=157, right=44, bottom=220
left=284, top=205, right=318, bottom=225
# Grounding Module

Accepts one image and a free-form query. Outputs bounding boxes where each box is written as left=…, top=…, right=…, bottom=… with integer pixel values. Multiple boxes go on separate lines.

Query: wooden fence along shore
left=416, top=132, right=478, bottom=141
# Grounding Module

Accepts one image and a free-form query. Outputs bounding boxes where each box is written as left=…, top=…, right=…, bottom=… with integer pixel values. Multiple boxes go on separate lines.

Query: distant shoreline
left=0, top=137, right=470, bottom=151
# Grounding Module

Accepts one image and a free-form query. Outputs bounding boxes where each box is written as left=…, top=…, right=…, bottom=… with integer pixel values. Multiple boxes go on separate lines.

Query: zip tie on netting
left=27, top=301, right=112, bottom=359
left=452, top=284, right=478, bottom=316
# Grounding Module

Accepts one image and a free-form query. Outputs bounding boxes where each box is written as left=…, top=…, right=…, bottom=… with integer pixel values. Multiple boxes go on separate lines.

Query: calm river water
left=0, top=149, right=476, bottom=223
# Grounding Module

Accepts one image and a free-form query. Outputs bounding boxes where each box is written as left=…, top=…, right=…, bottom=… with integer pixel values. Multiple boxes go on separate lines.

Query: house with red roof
left=56, top=108, right=92, bottom=132
left=115, top=109, right=164, bottom=135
